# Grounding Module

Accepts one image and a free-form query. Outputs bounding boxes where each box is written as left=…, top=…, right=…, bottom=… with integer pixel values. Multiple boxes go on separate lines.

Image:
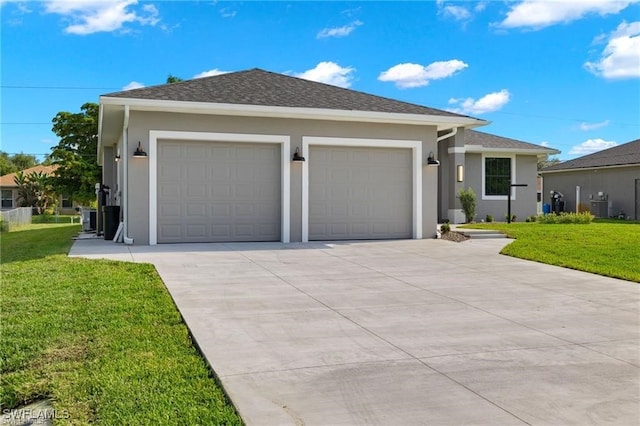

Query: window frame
left=1, top=189, right=13, bottom=208
left=482, top=153, right=516, bottom=200
left=61, top=194, right=72, bottom=208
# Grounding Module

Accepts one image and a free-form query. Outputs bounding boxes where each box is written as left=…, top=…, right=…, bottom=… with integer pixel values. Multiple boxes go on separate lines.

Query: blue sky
left=1, top=0, right=639, bottom=163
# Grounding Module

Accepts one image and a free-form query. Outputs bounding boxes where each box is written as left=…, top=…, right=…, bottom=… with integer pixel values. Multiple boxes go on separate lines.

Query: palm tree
left=14, top=171, right=55, bottom=214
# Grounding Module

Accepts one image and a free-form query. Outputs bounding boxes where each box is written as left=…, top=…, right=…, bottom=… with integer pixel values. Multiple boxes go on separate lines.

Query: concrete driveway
left=70, top=238, right=639, bottom=425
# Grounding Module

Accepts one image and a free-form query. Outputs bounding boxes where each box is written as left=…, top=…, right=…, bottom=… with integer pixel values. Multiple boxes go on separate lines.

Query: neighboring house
left=97, top=68, right=558, bottom=245
left=0, top=165, right=78, bottom=214
left=540, top=139, right=640, bottom=220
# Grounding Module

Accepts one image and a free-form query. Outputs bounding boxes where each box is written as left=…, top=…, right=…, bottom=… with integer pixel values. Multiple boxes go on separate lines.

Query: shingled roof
left=541, top=138, right=640, bottom=171
left=465, top=130, right=554, bottom=151
left=0, top=165, right=58, bottom=187
left=103, top=68, right=475, bottom=119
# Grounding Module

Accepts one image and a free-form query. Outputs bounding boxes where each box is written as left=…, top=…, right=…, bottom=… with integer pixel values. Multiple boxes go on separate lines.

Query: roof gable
left=542, top=139, right=640, bottom=171
left=103, top=68, right=476, bottom=119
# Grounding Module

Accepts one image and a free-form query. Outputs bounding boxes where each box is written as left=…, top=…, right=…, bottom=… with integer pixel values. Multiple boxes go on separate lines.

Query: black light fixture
left=292, top=146, right=305, bottom=162
left=133, top=141, right=147, bottom=158
left=115, top=154, right=121, bottom=162
left=427, top=152, right=440, bottom=166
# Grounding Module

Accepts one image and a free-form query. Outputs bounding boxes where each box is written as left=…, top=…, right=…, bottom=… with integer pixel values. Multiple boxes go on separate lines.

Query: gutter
left=100, top=96, right=488, bottom=131
left=122, top=105, right=134, bottom=245
left=437, top=127, right=457, bottom=142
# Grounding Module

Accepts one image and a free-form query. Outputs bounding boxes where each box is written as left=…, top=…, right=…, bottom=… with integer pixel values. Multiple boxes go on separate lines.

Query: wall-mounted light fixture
left=133, top=141, right=147, bottom=158
left=426, top=152, right=440, bottom=166
left=456, top=164, right=464, bottom=182
left=115, top=155, right=121, bottom=163
left=292, top=147, right=305, bottom=162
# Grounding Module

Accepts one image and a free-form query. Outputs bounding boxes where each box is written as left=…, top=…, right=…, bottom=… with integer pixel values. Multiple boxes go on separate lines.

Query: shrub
left=485, top=214, right=494, bottom=223
left=505, top=214, right=517, bottom=222
left=536, top=212, right=595, bottom=224
left=440, top=223, right=451, bottom=233
left=458, top=187, right=477, bottom=223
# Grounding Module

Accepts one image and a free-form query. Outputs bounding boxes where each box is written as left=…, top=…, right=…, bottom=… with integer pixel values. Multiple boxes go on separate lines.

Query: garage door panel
left=158, top=141, right=281, bottom=243
left=309, top=145, right=412, bottom=241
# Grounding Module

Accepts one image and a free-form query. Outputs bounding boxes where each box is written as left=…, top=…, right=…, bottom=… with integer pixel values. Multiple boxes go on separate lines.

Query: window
left=1, top=190, right=13, bottom=208
left=61, top=195, right=72, bottom=208
left=485, top=157, right=512, bottom=196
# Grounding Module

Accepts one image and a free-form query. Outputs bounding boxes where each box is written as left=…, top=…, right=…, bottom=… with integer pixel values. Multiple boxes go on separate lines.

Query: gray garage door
left=157, top=140, right=281, bottom=243
left=309, top=145, right=412, bottom=240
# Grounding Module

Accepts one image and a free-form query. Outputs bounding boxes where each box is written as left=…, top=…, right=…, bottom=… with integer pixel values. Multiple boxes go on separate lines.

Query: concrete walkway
left=69, top=238, right=640, bottom=425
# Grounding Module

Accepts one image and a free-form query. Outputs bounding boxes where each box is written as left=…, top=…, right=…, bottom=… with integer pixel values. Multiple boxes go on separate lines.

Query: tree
left=538, top=155, right=561, bottom=171
left=458, top=187, right=477, bottom=223
left=0, top=151, right=17, bottom=176
left=10, top=153, right=38, bottom=170
left=166, top=74, right=183, bottom=83
left=0, top=151, right=39, bottom=175
left=13, top=170, right=55, bottom=214
left=49, top=102, right=101, bottom=205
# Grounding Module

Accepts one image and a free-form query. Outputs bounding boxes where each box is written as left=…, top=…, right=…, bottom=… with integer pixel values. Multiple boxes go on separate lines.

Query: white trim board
left=148, top=130, right=290, bottom=245
left=301, top=136, right=423, bottom=242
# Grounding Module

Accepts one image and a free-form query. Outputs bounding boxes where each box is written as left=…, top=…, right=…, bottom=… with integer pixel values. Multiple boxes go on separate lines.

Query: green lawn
left=0, top=224, right=242, bottom=425
left=463, top=220, right=640, bottom=282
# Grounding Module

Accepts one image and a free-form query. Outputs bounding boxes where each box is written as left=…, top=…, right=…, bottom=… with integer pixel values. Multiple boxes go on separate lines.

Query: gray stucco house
left=540, top=139, right=640, bottom=220
left=97, top=68, right=556, bottom=244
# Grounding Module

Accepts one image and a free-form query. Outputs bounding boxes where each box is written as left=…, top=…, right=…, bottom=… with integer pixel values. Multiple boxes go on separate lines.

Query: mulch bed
left=440, top=230, right=470, bottom=242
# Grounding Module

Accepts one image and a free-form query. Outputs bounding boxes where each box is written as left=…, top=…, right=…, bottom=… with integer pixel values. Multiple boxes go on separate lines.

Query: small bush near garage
left=537, top=212, right=594, bottom=224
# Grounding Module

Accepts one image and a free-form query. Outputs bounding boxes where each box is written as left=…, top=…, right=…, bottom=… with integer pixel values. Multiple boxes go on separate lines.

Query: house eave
left=99, top=96, right=487, bottom=131
left=465, top=145, right=560, bottom=155
left=539, top=163, right=640, bottom=174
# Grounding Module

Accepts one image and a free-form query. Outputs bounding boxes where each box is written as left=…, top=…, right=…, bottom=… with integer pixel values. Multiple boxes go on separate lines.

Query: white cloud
left=497, top=0, right=634, bottom=30
left=378, top=60, right=468, bottom=89
left=442, top=5, right=471, bottom=21
left=293, top=62, right=355, bottom=88
left=540, top=141, right=550, bottom=147
left=193, top=68, right=230, bottom=79
left=579, top=119, right=610, bottom=131
left=123, top=81, right=144, bottom=90
left=317, top=20, right=363, bottom=39
left=44, top=0, right=160, bottom=35
left=474, top=2, right=488, bottom=13
left=569, top=138, right=617, bottom=155
left=219, top=7, right=236, bottom=18
left=448, top=89, right=511, bottom=115
left=585, top=21, right=640, bottom=79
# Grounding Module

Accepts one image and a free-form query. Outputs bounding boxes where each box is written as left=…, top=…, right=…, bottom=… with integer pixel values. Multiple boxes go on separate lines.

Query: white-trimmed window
left=1, top=190, right=13, bottom=208
left=482, top=154, right=515, bottom=200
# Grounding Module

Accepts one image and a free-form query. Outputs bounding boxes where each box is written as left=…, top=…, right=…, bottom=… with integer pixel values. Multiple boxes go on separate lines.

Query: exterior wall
left=541, top=166, right=640, bottom=219
left=464, top=153, right=539, bottom=222
left=124, top=111, right=439, bottom=244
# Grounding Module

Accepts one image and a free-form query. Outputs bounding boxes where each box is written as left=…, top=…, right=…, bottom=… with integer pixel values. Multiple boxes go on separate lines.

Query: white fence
left=0, top=207, right=32, bottom=231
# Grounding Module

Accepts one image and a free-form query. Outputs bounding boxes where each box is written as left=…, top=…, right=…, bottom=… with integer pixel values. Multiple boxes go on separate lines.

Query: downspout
left=437, top=127, right=457, bottom=142
left=122, top=105, right=134, bottom=245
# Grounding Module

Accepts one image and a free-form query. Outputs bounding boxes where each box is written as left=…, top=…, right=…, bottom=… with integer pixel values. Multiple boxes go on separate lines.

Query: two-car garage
left=151, top=132, right=420, bottom=244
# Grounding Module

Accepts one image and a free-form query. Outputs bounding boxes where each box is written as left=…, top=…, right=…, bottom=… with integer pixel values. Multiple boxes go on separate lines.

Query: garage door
left=157, top=140, right=281, bottom=243
left=308, top=145, right=412, bottom=240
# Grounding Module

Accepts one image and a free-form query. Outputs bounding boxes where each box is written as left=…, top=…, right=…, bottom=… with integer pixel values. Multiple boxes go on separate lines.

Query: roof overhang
left=539, top=163, right=640, bottom=174
left=465, top=144, right=561, bottom=156
left=98, top=96, right=488, bottom=155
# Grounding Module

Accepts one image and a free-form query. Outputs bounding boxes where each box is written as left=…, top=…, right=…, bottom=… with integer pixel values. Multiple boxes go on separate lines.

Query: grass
left=32, top=214, right=81, bottom=225
left=0, top=223, right=242, bottom=425
left=463, top=219, right=640, bottom=282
